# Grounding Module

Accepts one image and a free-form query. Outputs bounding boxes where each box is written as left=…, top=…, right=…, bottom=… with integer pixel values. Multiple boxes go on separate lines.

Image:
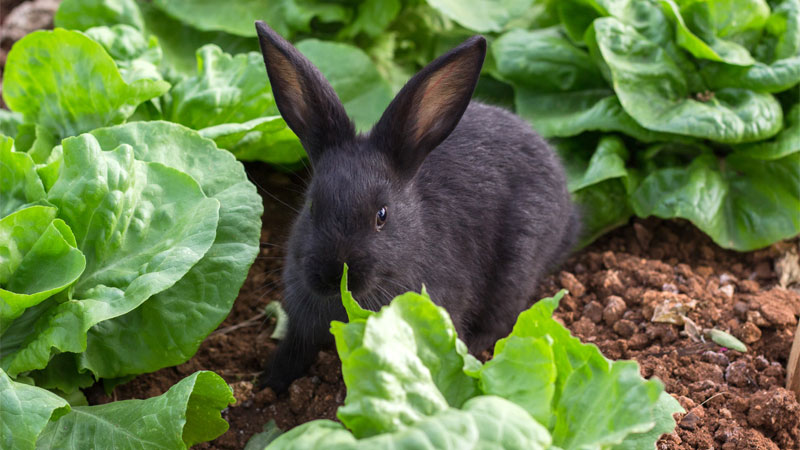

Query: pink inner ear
left=265, top=45, right=307, bottom=125
left=412, top=61, right=468, bottom=144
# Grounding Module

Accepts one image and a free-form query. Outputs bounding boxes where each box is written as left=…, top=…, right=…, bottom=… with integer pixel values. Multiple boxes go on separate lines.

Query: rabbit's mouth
left=305, top=259, right=374, bottom=299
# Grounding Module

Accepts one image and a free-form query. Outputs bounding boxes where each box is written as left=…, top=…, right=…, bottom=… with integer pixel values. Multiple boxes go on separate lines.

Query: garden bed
left=84, top=163, right=800, bottom=450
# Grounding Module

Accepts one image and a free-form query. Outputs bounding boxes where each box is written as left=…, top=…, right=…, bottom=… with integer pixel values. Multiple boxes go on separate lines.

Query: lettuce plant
left=259, top=268, right=683, bottom=449
left=1, top=20, right=262, bottom=448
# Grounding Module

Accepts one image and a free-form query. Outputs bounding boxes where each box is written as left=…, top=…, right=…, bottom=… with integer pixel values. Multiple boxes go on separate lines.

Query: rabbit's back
left=414, top=101, right=577, bottom=349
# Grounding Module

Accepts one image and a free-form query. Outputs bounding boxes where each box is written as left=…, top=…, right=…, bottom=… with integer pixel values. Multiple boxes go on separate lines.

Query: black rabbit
left=255, top=21, right=580, bottom=392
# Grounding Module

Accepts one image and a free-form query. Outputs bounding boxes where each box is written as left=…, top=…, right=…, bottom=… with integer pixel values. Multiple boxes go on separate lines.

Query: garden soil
left=83, top=163, right=800, bottom=450
left=2, top=4, right=799, bottom=447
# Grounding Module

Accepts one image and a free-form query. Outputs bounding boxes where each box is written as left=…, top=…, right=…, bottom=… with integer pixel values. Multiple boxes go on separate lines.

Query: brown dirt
left=83, top=163, right=800, bottom=450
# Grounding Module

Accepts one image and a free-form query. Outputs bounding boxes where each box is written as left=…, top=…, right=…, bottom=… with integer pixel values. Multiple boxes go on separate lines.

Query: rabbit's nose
left=306, top=256, right=345, bottom=297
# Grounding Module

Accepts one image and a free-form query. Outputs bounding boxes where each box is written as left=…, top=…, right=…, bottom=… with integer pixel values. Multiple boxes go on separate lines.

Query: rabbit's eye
left=375, top=206, right=388, bottom=231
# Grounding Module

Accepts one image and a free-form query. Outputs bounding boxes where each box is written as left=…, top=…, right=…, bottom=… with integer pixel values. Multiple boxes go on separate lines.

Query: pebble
left=725, top=360, right=755, bottom=388
left=559, top=272, right=585, bottom=297
left=603, top=296, right=627, bottom=325
left=701, top=350, right=730, bottom=367
left=680, top=409, right=704, bottom=430
left=720, top=284, right=735, bottom=299
left=613, top=319, right=637, bottom=338
left=734, top=321, right=762, bottom=344
left=583, top=301, right=604, bottom=323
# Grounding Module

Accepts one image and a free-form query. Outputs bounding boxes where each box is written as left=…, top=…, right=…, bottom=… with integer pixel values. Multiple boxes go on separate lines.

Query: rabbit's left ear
left=370, top=36, right=486, bottom=179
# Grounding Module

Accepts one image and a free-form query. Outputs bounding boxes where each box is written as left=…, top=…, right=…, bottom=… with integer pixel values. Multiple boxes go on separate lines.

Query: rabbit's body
left=255, top=22, right=579, bottom=391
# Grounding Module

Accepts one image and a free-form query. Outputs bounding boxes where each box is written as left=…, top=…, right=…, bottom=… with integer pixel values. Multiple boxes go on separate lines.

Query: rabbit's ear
left=371, top=36, right=486, bottom=178
left=255, top=21, right=354, bottom=163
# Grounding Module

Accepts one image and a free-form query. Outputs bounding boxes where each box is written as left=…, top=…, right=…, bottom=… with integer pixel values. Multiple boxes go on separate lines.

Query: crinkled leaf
left=757, top=0, right=800, bottom=62
left=426, top=0, right=534, bottom=32
left=199, top=117, right=305, bottom=164
left=632, top=152, right=800, bottom=250
left=660, top=0, right=758, bottom=66
left=268, top=397, right=551, bottom=450
left=701, top=57, right=800, bottom=93
left=165, top=45, right=279, bottom=129
left=735, top=103, right=800, bottom=159
left=332, top=289, right=479, bottom=437
left=590, top=17, right=783, bottom=143
left=35, top=371, right=234, bottom=449
left=0, top=368, right=69, bottom=450
left=0, top=137, right=47, bottom=218
left=84, top=24, right=164, bottom=84
left=2, top=133, right=220, bottom=377
left=0, top=206, right=86, bottom=326
left=556, top=137, right=637, bottom=246
left=1, top=29, right=169, bottom=140
left=76, top=122, right=262, bottom=378
left=296, top=40, right=394, bottom=132
left=151, top=0, right=349, bottom=38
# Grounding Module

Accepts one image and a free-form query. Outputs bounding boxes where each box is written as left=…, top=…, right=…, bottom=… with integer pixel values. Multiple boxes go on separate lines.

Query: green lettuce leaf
left=0, top=368, right=69, bottom=450
left=700, top=57, right=800, bottom=92
left=632, top=152, right=800, bottom=250
left=1, top=132, right=220, bottom=377
left=199, top=117, right=306, bottom=164
left=0, top=206, right=86, bottom=327
left=54, top=0, right=144, bottom=31
left=339, top=0, right=402, bottom=39
left=267, top=396, right=552, bottom=450
left=590, top=16, right=783, bottom=143
left=1, top=29, right=169, bottom=142
left=150, top=0, right=349, bottom=38
left=0, top=136, right=47, bottom=218
left=426, top=0, right=535, bottom=32
left=35, top=371, right=234, bottom=449
left=659, top=0, right=761, bottom=66
left=333, top=267, right=479, bottom=438
left=0, top=110, right=24, bottom=139
left=734, top=103, right=800, bottom=159
left=76, top=121, right=262, bottom=378
left=84, top=24, right=164, bottom=84
left=165, top=45, right=279, bottom=129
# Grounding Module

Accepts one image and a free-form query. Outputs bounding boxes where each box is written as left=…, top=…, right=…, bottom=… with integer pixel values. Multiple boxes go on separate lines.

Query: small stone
left=679, top=409, right=703, bottom=430
left=720, top=284, right=735, bottom=299
left=613, top=319, right=637, bottom=338
left=603, top=296, right=627, bottom=325
left=288, top=378, right=314, bottom=414
left=601, top=270, right=625, bottom=296
left=734, top=321, right=762, bottom=344
left=662, top=283, right=679, bottom=294
left=758, top=292, right=797, bottom=326
left=720, top=273, right=737, bottom=285
left=725, top=360, right=756, bottom=388
left=559, top=272, right=586, bottom=297
left=719, top=408, right=733, bottom=419
left=229, top=381, right=254, bottom=405
left=627, top=333, right=650, bottom=350
left=254, top=387, right=277, bottom=406
left=746, top=310, right=770, bottom=327
left=701, top=350, right=730, bottom=366
left=738, top=279, right=760, bottom=293
left=754, top=355, right=770, bottom=371
left=602, top=251, right=618, bottom=269
left=696, top=266, right=714, bottom=278
left=583, top=301, right=604, bottom=323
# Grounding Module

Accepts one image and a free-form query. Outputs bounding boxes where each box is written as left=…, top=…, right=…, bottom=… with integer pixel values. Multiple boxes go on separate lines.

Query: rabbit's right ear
left=370, top=36, right=486, bottom=179
left=255, top=21, right=354, bottom=163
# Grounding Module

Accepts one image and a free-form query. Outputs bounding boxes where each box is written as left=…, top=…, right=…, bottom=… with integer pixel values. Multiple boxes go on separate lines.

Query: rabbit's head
left=256, top=22, right=485, bottom=301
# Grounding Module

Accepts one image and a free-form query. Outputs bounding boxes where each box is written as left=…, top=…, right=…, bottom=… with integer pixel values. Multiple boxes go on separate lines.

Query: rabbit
left=255, top=21, right=580, bottom=392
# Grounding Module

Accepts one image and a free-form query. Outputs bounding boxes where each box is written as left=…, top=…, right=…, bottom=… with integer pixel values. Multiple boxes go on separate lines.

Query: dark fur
left=255, top=21, right=580, bottom=392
